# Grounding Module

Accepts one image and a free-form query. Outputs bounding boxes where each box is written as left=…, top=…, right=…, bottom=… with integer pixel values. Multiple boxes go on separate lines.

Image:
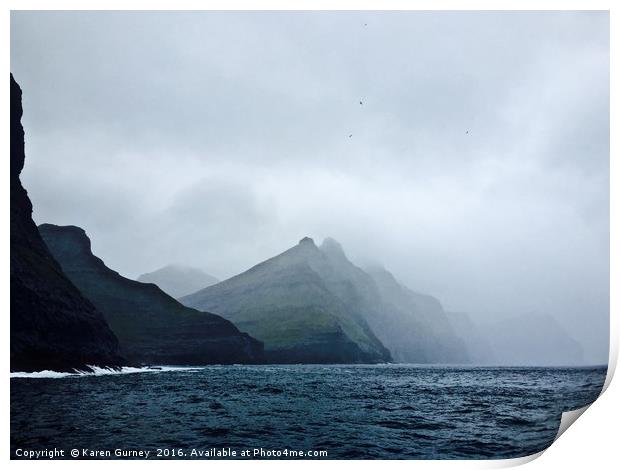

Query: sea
left=10, top=364, right=607, bottom=460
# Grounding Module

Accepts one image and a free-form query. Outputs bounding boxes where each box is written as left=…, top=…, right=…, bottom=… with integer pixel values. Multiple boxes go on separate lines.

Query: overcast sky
left=11, top=11, right=609, bottom=364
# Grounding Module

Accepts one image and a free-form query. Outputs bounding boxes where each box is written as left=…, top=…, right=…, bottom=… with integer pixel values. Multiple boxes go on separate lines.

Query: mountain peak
left=180, top=235, right=391, bottom=364
left=320, top=237, right=346, bottom=259
left=298, top=236, right=315, bottom=246
left=137, top=264, right=219, bottom=299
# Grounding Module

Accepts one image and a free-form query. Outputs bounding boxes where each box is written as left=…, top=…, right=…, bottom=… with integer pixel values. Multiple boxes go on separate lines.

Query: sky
left=11, top=11, right=609, bottom=364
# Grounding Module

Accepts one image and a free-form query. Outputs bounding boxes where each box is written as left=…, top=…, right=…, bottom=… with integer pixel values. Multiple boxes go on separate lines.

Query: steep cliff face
left=365, top=266, right=470, bottom=364
left=10, top=74, right=123, bottom=372
left=181, top=237, right=392, bottom=364
left=39, top=224, right=264, bottom=365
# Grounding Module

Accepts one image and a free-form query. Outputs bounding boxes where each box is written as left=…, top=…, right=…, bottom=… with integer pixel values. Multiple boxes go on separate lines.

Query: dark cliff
left=39, top=224, right=264, bottom=365
left=10, top=74, right=123, bottom=372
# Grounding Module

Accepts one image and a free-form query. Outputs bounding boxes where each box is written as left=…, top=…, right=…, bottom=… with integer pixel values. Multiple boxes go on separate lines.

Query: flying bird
left=349, top=134, right=353, bottom=138
left=466, top=130, right=469, bottom=135
left=359, top=100, right=363, bottom=105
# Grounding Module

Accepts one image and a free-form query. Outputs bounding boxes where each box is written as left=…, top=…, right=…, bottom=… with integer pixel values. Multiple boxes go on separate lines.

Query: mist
left=10, top=11, right=609, bottom=364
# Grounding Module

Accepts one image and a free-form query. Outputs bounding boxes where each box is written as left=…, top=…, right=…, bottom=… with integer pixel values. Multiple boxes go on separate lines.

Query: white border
left=3, top=1, right=617, bottom=468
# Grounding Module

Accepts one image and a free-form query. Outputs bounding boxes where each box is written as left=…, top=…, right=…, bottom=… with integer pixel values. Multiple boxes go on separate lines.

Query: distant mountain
left=315, top=239, right=469, bottom=363
left=445, top=312, right=496, bottom=364
left=181, top=236, right=472, bottom=364
left=137, top=265, right=219, bottom=299
left=181, top=237, right=392, bottom=363
left=481, top=313, right=585, bottom=366
left=10, top=74, right=123, bottom=372
left=39, top=224, right=263, bottom=365
left=363, top=265, right=470, bottom=364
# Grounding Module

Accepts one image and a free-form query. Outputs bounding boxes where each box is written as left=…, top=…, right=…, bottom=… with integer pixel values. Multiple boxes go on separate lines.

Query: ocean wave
left=10, top=365, right=203, bottom=379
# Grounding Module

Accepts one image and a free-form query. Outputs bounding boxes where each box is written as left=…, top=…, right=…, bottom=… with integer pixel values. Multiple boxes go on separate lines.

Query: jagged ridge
left=181, top=237, right=392, bottom=364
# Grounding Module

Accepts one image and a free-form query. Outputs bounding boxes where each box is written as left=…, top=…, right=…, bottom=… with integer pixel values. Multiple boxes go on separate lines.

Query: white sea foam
left=10, top=365, right=203, bottom=379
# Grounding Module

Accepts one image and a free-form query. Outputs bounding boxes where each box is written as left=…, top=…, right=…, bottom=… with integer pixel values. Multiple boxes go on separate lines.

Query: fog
left=11, top=11, right=609, bottom=364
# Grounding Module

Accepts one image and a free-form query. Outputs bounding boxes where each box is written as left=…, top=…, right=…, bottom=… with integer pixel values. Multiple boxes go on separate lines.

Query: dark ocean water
left=11, top=364, right=606, bottom=460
